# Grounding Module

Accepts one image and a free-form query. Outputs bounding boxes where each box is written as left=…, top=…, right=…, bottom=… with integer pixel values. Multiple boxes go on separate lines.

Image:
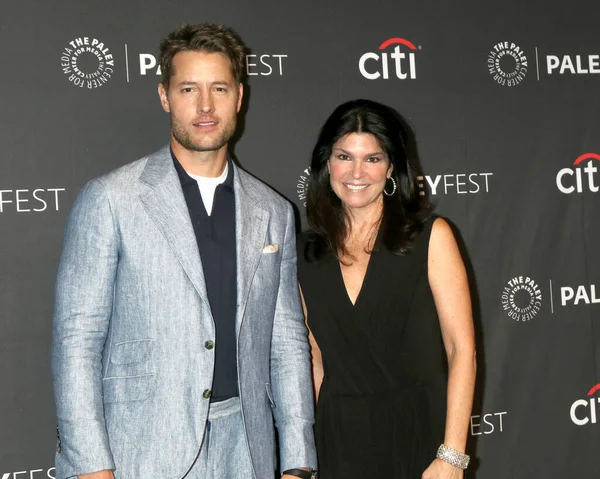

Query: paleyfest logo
left=61, top=37, right=114, bottom=89
left=1, top=468, right=55, bottom=479
left=138, top=53, right=288, bottom=76
left=488, top=41, right=528, bottom=87
left=546, top=53, right=600, bottom=75
left=0, top=188, right=66, bottom=213
left=560, top=283, right=600, bottom=306
left=359, top=37, right=419, bottom=80
left=470, top=411, right=507, bottom=436
left=501, top=276, right=542, bottom=322
left=417, top=173, right=493, bottom=196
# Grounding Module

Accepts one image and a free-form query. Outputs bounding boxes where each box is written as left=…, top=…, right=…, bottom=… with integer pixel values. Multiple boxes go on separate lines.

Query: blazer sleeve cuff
left=54, top=418, right=115, bottom=479
left=278, top=424, right=318, bottom=473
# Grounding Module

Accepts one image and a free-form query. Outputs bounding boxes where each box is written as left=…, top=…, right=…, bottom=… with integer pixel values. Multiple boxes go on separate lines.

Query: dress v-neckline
left=336, top=250, right=376, bottom=308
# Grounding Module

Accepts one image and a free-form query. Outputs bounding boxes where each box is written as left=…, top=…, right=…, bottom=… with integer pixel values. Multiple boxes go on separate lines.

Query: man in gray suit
left=52, top=23, right=317, bottom=479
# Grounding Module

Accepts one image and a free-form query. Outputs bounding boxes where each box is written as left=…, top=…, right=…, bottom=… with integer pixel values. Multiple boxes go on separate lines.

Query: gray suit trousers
left=186, top=398, right=253, bottom=479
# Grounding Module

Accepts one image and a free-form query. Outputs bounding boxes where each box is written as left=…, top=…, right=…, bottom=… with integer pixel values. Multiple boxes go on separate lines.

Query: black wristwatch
left=282, top=468, right=318, bottom=479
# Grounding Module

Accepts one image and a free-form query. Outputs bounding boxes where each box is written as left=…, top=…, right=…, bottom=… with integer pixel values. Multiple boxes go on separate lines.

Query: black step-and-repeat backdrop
left=1, top=0, right=599, bottom=477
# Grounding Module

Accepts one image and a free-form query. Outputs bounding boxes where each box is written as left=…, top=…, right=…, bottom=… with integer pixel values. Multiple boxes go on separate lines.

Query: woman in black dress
left=297, top=100, right=476, bottom=478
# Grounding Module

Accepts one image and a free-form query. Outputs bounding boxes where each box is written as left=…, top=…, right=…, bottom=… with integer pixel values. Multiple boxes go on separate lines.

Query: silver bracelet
left=436, top=444, right=470, bottom=470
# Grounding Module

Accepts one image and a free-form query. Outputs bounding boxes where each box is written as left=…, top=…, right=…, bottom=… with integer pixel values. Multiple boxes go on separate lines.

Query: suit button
left=203, top=389, right=212, bottom=399
left=205, top=340, right=214, bottom=350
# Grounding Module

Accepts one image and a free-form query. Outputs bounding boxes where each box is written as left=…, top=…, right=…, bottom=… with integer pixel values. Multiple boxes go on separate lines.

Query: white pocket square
left=262, top=244, right=279, bottom=254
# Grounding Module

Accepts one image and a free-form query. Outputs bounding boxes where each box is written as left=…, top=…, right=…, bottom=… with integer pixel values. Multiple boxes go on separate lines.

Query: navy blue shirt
left=172, top=151, right=238, bottom=402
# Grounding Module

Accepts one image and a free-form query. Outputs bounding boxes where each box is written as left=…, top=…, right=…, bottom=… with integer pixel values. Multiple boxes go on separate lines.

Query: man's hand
left=78, top=471, right=115, bottom=479
left=422, top=458, right=463, bottom=479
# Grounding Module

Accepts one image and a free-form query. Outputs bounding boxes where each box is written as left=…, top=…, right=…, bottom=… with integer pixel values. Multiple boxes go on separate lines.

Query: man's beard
left=171, top=116, right=236, bottom=152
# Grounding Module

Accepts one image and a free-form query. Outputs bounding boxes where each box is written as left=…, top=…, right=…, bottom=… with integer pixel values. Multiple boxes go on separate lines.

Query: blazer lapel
left=234, top=165, right=269, bottom=334
left=138, top=146, right=210, bottom=308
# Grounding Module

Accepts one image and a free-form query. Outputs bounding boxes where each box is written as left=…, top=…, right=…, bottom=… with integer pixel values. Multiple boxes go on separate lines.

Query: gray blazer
left=52, top=146, right=317, bottom=479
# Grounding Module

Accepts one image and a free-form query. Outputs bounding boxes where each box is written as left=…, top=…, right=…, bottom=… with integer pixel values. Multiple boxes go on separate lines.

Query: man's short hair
left=159, top=23, right=247, bottom=88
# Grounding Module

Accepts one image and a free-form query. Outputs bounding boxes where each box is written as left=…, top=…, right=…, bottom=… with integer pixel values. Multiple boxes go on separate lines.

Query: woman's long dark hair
left=305, top=99, right=431, bottom=261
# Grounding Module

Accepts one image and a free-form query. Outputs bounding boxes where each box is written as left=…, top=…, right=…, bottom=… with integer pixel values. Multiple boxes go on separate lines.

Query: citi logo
left=556, top=152, right=600, bottom=194
left=358, top=38, right=419, bottom=80
left=570, top=384, right=600, bottom=426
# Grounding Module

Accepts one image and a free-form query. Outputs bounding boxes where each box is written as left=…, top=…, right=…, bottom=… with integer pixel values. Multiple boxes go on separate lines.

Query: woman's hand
left=421, top=458, right=464, bottom=479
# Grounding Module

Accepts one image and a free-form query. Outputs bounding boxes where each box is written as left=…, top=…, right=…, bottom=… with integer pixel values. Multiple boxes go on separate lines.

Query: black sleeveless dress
left=297, top=217, right=447, bottom=479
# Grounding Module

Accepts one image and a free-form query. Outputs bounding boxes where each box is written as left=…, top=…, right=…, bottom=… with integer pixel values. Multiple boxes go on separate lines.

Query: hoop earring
left=383, top=176, right=397, bottom=196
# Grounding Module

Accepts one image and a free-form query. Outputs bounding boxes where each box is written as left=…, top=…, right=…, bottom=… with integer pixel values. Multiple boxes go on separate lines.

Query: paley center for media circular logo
left=60, top=37, right=114, bottom=89
left=501, top=275, right=542, bottom=321
left=296, top=167, right=311, bottom=207
left=488, top=41, right=528, bottom=87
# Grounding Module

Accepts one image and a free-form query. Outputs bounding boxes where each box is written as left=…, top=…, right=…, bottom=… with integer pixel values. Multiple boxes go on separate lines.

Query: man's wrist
left=78, top=470, right=115, bottom=479
left=282, top=467, right=318, bottom=479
